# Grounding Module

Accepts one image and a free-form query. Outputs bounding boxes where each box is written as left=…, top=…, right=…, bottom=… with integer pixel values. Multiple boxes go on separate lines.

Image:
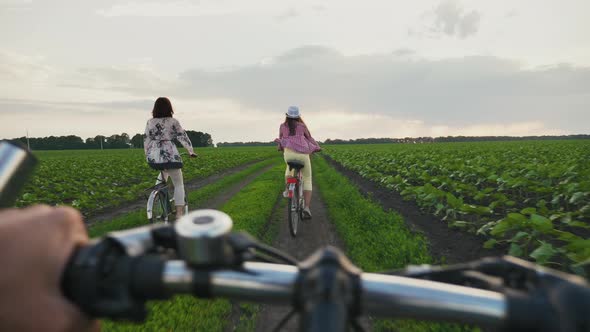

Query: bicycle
left=146, top=170, right=187, bottom=224
left=63, top=209, right=590, bottom=332
left=146, top=153, right=193, bottom=224
left=286, top=160, right=306, bottom=237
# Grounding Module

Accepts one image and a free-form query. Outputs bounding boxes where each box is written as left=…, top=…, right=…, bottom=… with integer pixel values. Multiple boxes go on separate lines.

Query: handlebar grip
left=0, top=141, right=37, bottom=208
left=62, top=240, right=169, bottom=321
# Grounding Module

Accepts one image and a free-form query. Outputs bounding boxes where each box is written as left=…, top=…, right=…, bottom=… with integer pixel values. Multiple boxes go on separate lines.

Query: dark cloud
left=177, top=46, right=590, bottom=133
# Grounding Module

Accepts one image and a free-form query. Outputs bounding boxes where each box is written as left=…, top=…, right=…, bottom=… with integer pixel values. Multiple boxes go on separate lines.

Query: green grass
left=96, top=162, right=286, bottom=331
left=314, top=156, right=478, bottom=332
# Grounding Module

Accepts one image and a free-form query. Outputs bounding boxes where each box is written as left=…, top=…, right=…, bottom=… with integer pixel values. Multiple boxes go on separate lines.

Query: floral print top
left=144, top=117, right=195, bottom=170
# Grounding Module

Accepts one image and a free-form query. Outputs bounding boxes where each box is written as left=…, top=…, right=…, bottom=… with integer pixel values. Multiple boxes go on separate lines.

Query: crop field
left=323, top=140, right=590, bottom=274
left=17, top=147, right=277, bottom=216
left=11, top=139, right=589, bottom=331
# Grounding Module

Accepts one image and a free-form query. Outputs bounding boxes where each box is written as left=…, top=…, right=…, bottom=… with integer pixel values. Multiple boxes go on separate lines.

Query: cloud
left=0, top=0, right=32, bottom=6
left=0, top=51, right=54, bottom=83
left=175, top=45, right=590, bottom=134
left=58, top=65, right=174, bottom=95
left=3, top=46, right=589, bottom=140
left=0, top=98, right=154, bottom=112
left=431, top=0, right=481, bottom=39
left=96, top=1, right=244, bottom=17
left=276, top=8, right=299, bottom=21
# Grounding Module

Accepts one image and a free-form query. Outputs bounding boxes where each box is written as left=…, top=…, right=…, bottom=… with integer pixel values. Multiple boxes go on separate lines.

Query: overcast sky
left=1, top=0, right=589, bottom=143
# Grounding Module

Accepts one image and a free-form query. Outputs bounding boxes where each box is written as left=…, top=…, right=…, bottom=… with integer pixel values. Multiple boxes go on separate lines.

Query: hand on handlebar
left=0, top=206, right=98, bottom=332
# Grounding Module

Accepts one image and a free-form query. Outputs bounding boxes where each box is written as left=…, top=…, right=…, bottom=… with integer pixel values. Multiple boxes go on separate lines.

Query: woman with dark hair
left=275, top=106, right=321, bottom=218
left=144, top=97, right=197, bottom=218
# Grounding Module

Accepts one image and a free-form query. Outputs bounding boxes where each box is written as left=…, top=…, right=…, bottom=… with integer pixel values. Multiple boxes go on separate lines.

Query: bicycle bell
left=174, top=209, right=234, bottom=266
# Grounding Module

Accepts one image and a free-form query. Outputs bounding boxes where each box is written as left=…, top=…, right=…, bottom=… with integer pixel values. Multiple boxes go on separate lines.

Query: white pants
left=284, top=148, right=312, bottom=191
left=156, top=169, right=185, bottom=206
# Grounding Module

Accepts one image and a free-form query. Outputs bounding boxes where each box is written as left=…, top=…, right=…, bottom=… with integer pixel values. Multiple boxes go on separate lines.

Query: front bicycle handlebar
left=62, top=209, right=590, bottom=332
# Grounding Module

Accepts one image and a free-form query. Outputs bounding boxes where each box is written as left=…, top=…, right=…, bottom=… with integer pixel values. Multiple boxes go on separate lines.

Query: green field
left=17, top=147, right=277, bottom=216
left=15, top=140, right=590, bottom=330
left=323, top=140, right=590, bottom=274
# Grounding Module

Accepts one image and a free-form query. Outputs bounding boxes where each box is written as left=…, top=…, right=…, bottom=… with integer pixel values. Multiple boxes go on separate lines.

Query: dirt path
left=254, top=183, right=370, bottom=332
left=324, top=156, right=504, bottom=264
left=85, top=160, right=264, bottom=225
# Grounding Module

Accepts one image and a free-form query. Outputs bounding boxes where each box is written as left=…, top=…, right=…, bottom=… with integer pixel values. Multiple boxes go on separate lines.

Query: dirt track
left=254, top=183, right=368, bottom=332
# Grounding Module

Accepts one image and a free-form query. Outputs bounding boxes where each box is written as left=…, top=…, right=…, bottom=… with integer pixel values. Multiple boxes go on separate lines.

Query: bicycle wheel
left=150, top=191, right=168, bottom=224
left=288, top=182, right=300, bottom=237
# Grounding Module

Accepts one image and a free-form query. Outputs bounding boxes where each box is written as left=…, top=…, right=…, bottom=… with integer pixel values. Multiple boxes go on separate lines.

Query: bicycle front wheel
left=150, top=191, right=168, bottom=224
left=288, top=184, right=300, bottom=237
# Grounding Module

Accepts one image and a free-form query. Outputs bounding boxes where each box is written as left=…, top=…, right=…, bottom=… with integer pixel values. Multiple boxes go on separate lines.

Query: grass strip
left=314, top=156, right=478, bottom=332
left=97, top=162, right=285, bottom=331
left=218, top=163, right=287, bottom=332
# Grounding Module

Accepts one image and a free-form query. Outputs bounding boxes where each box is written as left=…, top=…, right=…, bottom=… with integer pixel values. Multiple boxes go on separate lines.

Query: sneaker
left=282, top=190, right=289, bottom=198
left=302, top=207, right=312, bottom=219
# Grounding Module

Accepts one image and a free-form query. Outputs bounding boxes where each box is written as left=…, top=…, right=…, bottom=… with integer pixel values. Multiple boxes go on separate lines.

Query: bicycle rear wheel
left=288, top=183, right=300, bottom=237
left=150, top=191, right=168, bottom=224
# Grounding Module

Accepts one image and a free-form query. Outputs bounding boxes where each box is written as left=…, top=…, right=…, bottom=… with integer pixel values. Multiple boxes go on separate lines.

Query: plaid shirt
left=275, top=122, right=321, bottom=154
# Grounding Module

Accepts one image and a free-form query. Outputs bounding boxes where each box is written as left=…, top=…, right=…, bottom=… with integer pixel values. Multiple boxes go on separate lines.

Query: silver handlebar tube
left=162, top=261, right=506, bottom=327
left=361, top=273, right=506, bottom=326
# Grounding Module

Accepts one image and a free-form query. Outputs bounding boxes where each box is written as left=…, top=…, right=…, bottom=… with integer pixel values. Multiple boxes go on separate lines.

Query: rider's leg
left=303, top=190, right=312, bottom=208
left=167, top=168, right=186, bottom=218
left=301, top=155, right=312, bottom=208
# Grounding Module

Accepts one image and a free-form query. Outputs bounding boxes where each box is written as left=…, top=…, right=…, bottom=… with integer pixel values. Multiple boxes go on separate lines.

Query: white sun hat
left=286, top=106, right=301, bottom=118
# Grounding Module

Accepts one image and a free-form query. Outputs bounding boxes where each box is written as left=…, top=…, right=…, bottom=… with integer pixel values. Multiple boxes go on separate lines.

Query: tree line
left=323, top=135, right=590, bottom=145
left=7, top=131, right=213, bottom=150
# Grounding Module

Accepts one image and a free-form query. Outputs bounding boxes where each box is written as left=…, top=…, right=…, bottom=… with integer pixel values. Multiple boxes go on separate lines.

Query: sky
left=0, top=0, right=589, bottom=143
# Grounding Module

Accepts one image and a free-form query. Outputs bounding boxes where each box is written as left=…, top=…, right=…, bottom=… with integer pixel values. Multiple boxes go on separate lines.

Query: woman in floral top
left=144, top=97, right=197, bottom=218
left=275, top=106, right=321, bottom=219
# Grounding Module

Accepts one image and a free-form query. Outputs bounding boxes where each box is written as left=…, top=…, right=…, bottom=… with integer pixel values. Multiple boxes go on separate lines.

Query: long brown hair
left=285, top=116, right=305, bottom=136
left=152, top=97, right=174, bottom=118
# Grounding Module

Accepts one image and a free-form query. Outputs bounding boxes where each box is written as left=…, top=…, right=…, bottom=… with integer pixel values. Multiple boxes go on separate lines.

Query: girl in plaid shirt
left=275, top=106, right=321, bottom=218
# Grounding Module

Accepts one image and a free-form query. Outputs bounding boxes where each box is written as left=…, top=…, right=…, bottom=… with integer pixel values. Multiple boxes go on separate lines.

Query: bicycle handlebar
left=61, top=209, right=590, bottom=332
left=159, top=260, right=507, bottom=326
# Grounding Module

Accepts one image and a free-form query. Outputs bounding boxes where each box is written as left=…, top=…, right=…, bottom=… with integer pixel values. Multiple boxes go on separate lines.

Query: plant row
left=323, top=140, right=590, bottom=274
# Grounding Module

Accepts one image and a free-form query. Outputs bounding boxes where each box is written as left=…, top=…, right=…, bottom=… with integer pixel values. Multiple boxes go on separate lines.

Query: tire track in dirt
left=86, top=160, right=266, bottom=225
left=323, top=155, right=504, bottom=263
left=254, top=183, right=370, bottom=332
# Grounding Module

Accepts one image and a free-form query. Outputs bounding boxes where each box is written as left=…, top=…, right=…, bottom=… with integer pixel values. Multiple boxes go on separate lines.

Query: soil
left=324, top=155, right=505, bottom=264
left=254, top=183, right=371, bottom=332
left=85, top=160, right=263, bottom=226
